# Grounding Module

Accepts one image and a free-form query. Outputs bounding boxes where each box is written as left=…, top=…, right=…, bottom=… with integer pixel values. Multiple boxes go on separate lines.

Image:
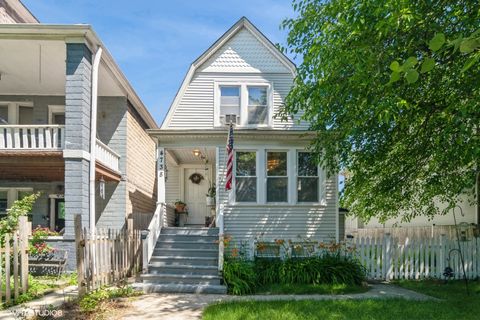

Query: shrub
left=0, top=193, right=40, bottom=242
left=29, top=226, right=58, bottom=255
left=223, top=259, right=256, bottom=295
left=223, top=237, right=367, bottom=294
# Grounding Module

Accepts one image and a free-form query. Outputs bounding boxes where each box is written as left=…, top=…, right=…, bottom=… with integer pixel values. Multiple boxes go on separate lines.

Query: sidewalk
left=121, top=283, right=437, bottom=320
left=0, top=286, right=78, bottom=320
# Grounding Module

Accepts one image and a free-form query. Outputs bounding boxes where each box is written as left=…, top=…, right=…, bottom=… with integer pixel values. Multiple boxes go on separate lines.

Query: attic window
left=248, top=86, right=268, bottom=125
left=220, top=86, right=240, bottom=124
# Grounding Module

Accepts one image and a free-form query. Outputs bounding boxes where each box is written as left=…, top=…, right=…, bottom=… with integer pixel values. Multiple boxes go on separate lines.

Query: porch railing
left=142, top=202, right=165, bottom=272
left=0, top=125, right=65, bottom=150
left=95, top=139, right=120, bottom=172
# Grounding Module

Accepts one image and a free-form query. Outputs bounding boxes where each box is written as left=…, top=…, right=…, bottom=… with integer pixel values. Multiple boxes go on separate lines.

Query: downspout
left=89, top=47, right=103, bottom=233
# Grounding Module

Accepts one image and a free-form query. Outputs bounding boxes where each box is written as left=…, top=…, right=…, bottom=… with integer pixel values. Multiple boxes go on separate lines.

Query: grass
left=203, top=280, right=480, bottom=320
left=255, top=283, right=369, bottom=295
left=0, top=272, right=77, bottom=309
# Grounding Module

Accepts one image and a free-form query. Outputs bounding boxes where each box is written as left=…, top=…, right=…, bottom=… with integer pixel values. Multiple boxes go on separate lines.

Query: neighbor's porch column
left=63, top=42, right=92, bottom=238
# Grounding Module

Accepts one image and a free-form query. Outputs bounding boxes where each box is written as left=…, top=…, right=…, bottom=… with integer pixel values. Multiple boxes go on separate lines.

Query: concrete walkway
left=0, top=285, right=77, bottom=320
left=121, top=283, right=437, bottom=320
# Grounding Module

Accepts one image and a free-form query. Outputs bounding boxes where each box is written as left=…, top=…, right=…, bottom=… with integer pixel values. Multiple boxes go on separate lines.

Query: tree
left=280, top=0, right=480, bottom=223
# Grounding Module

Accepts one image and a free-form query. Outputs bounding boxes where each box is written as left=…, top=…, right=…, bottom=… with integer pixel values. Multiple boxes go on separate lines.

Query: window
left=18, top=106, right=33, bottom=125
left=219, top=86, right=240, bottom=124
left=297, top=152, right=319, bottom=202
left=0, top=188, right=34, bottom=218
left=0, top=105, right=8, bottom=124
left=266, top=151, right=288, bottom=202
left=248, top=86, right=268, bottom=125
left=0, top=191, right=7, bottom=216
left=48, top=105, right=65, bottom=125
left=235, top=151, right=257, bottom=202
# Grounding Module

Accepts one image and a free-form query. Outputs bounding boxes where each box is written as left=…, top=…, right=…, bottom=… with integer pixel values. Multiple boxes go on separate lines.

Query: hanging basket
left=189, top=173, right=204, bottom=184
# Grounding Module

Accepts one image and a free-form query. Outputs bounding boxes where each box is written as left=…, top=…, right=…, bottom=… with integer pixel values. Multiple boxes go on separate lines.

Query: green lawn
left=255, top=283, right=368, bottom=295
left=203, top=280, right=480, bottom=320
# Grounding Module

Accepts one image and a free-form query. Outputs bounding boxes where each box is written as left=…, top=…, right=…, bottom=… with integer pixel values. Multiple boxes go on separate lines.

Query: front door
left=184, top=167, right=209, bottom=225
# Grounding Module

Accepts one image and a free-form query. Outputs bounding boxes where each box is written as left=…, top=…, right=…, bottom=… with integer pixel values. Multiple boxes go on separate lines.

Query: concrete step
left=141, top=283, right=227, bottom=294
left=158, top=234, right=218, bottom=242
left=161, top=227, right=219, bottom=236
left=155, top=241, right=217, bottom=250
left=153, top=248, right=218, bottom=258
left=147, top=264, right=219, bottom=276
left=141, top=273, right=222, bottom=285
left=149, top=256, right=218, bottom=266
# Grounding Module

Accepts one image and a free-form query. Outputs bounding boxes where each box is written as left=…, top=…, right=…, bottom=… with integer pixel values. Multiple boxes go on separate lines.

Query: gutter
left=89, top=47, right=102, bottom=233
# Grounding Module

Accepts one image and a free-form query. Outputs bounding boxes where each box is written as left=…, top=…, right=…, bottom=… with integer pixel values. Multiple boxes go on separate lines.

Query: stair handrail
left=142, top=202, right=165, bottom=273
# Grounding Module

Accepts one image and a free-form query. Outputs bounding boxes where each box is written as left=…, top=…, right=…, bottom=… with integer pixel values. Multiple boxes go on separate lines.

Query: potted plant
left=174, top=200, right=187, bottom=212
left=206, top=183, right=216, bottom=206
left=174, top=200, right=188, bottom=227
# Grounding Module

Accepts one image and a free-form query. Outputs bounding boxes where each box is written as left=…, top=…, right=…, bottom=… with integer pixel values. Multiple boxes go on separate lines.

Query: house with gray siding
left=0, top=1, right=157, bottom=270
left=142, top=17, right=339, bottom=293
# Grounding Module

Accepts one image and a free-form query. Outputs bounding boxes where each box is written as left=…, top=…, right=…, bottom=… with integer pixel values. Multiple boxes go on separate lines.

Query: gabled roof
left=0, top=0, right=39, bottom=23
left=161, top=17, right=296, bottom=129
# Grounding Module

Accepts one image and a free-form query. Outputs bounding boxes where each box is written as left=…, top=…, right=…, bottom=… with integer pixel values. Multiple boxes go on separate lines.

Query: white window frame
left=265, top=150, right=289, bottom=204
left=214, top=81, right=273, bottom=128
left=296, top=151, right=323, bottom=204
left=233, top=150, right=258, bottom=204
left=48, top=105, right=65, bottom=125
left=0, top=102, right=34, bottom=124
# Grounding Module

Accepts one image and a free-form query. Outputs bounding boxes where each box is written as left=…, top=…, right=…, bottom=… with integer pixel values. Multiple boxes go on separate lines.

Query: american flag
left=225, top=123, right=234, bottom=191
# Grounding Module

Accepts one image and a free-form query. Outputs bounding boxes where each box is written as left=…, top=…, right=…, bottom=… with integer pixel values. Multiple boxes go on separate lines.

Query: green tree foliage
left=281, top=0, right=480, bottom=222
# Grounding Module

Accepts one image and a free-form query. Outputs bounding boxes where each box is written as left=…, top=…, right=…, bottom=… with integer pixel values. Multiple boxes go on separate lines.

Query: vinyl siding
left=165, top=160, right=180, bottom=204
left=217, top=147, right=338, bottom=243
left=166, top=73, right=308, bottom=130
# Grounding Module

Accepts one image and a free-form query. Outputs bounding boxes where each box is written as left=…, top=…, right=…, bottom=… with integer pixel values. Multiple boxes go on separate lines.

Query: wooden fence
left=0, top=216, right=29, bottom=305
left=74, top=215, right=142, bottom=296
left=351, top=234, right=480, bottom=280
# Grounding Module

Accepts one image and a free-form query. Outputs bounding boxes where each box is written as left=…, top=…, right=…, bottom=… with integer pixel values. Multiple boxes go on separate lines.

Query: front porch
left=162, top=147, right=217, bottom=228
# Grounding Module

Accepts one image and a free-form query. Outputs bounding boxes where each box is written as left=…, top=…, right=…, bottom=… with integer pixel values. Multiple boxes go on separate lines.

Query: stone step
left=147, top=264, right=219, bottom=276
left=141, top=273, right=222, bottom=285
left=161, top=227, right=219, bottom=236
left=155, top=241, right=217, bottom=250
left=141, top=283, right=227, bottom=294
left=153, top=248, right=218, bottom=258
left=149, top=256, right=218, bottom=266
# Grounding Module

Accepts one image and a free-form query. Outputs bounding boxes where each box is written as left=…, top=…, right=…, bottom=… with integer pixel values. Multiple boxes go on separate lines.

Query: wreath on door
left=189, top=173, right=204, bottom=184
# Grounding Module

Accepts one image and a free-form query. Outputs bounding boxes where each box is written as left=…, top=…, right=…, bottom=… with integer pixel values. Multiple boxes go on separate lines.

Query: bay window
left=266, top=151, right=288, bottom=202
left=297, top=152, right=319, bottom=202
left=235, top=151, right=257, bottom=202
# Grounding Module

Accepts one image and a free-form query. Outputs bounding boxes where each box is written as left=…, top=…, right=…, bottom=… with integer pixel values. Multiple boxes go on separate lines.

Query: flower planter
left=206, top=196, right=215, bottom=206
left=28, top=250, right=67, bottom=276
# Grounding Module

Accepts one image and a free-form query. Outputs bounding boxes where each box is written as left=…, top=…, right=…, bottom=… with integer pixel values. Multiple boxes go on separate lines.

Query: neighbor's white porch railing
left=95, top=139, right=120, bottom=172
left=142, top=202, right=165, bottom=273
left=0, top=125, right=65, bottom=150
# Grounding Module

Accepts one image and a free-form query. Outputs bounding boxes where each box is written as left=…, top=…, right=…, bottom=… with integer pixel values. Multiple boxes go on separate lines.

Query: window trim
left=0, top=187, right=34, bottom=215
left=214, top=81, right=273, bottom=128
left=0, top=102, right=34, bottom=124
left=48, top=105, right=65, bottom=125
left=296, top=151, right=324, bottom=204
left=266, top=150, right=289, bottom=203
left=233, top=150, right=258, bottom=204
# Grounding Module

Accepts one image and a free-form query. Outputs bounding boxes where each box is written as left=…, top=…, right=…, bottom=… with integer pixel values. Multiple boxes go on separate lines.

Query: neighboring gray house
left=142, top=17, right=339, bottom=293
left=0, top=1, right=157, bottom=269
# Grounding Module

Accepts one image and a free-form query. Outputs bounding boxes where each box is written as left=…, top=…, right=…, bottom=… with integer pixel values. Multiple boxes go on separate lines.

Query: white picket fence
left=352, top=234, right=480, bottom=280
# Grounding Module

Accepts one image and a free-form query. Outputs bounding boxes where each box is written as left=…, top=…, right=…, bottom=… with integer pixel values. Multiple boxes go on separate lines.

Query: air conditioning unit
left=220, top=114, right=239, bottom=126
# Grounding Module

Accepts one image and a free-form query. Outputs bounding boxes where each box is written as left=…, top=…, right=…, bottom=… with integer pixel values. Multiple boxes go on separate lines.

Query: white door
left=184, top=168, right=209, bottom=225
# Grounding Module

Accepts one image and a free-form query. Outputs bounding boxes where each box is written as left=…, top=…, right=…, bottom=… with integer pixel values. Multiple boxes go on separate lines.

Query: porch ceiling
left=167, top=148, right=216, bottom=165
left=0, top=39, right=123, bottom=96
left=0, top=151, right=64, bottom=181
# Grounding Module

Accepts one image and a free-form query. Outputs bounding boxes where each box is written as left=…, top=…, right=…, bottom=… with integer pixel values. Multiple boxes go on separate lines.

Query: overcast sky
left=22, top=0, right=296, bottom=125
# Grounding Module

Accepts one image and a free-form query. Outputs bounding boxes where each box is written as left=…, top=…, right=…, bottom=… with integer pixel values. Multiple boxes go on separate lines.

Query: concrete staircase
left=141, top=227, right=226, bottom=294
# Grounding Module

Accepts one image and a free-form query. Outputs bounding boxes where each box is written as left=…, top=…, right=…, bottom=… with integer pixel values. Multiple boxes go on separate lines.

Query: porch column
left=157, top=146, right=166, bottom=204
left=63, top=43, right=92, bottom=238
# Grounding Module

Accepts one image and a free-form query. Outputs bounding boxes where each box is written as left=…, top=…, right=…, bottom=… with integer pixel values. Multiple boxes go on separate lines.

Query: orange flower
left=275, top=239, right=285, bottom=246
left=231, top=248, right=239, bottom=258
left=256, top=243, right=266, bottom=252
